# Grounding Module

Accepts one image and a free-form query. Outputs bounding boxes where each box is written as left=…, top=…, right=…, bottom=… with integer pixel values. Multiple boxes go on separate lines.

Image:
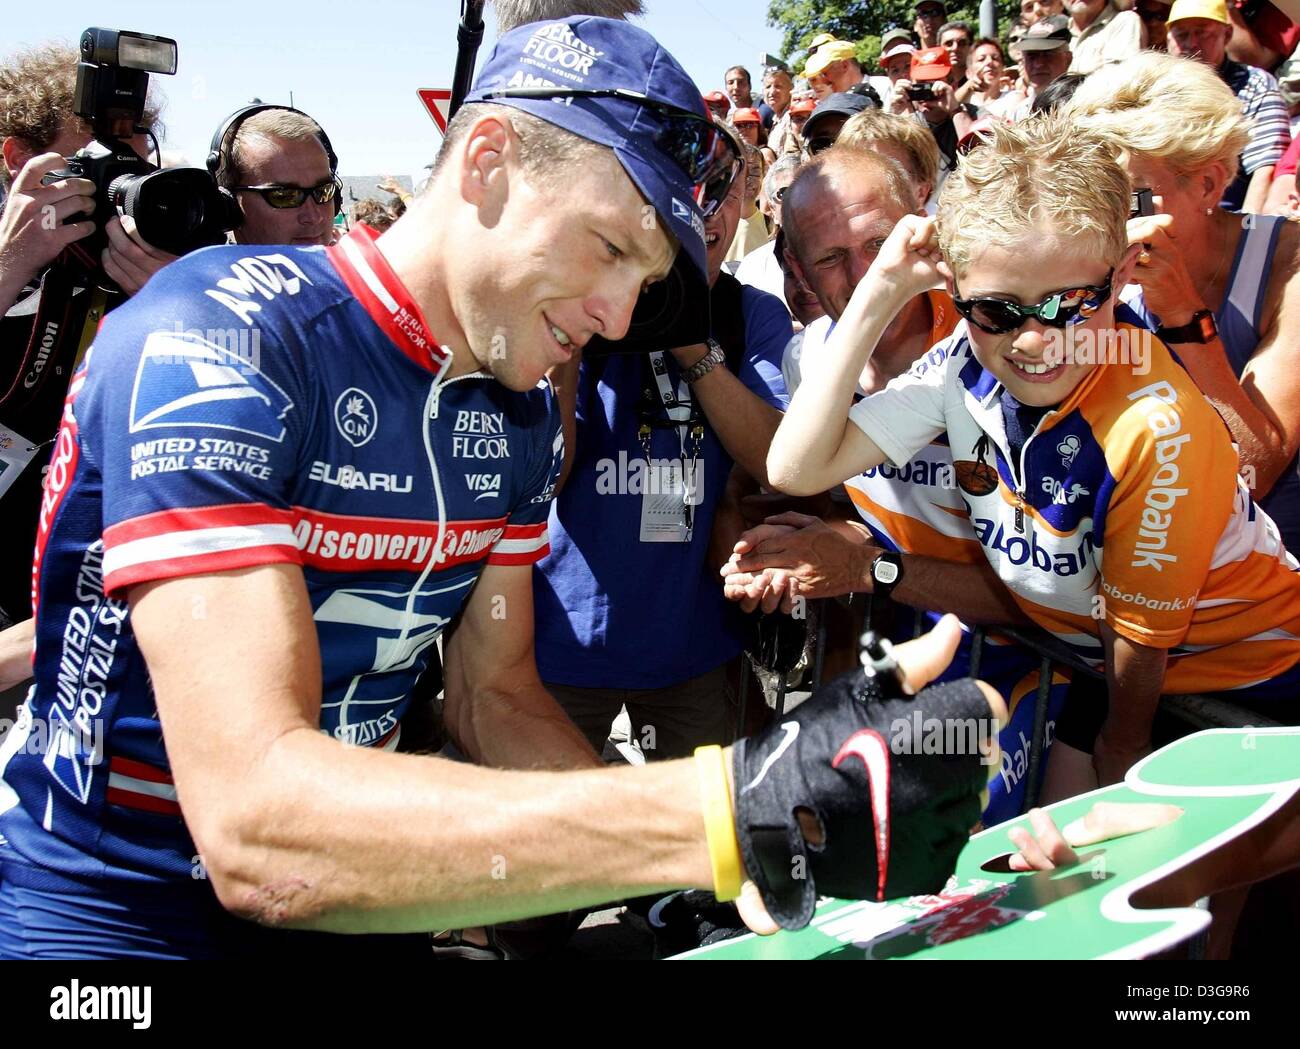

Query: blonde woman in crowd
left=1068, top=51, right=1300, bottom=553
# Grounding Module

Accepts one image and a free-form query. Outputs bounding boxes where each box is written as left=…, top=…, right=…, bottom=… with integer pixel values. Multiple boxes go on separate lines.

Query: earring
left=1206, top=207, right=1214, bottom=215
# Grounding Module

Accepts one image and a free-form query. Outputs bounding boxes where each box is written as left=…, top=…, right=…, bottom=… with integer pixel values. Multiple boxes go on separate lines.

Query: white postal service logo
left=335, top=388, right=378, bottom=448
left=672, top=198, right=707, bottom=244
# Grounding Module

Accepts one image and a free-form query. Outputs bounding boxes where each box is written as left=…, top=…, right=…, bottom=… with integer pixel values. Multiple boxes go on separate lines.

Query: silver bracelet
left=682, top=340, right=725, bottom=384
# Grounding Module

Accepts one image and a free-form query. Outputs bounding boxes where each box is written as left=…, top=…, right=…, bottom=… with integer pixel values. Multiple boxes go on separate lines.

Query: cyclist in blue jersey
left=0, top=17, right=1006, bottom=958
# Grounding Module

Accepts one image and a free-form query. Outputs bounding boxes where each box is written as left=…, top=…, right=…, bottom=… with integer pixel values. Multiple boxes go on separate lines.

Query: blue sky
left=5, top=1, right=787, bottom=181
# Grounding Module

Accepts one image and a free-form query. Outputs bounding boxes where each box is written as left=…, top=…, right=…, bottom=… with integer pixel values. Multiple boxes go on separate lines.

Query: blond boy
left=768, top=113, right=1300, bottom=795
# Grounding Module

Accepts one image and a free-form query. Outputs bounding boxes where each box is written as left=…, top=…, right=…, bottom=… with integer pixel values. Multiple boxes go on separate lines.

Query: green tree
left=767, top=0, right=1023, bottom=71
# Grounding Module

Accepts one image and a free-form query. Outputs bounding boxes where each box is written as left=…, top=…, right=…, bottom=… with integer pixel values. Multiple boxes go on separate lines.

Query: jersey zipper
left=996, top=402, right=1058, bottom=535
left=402, top=369, right=492, bottom=652
left=428, top=368, right=491, bottom=420
left=1014, top=440, right=1029, bottom=534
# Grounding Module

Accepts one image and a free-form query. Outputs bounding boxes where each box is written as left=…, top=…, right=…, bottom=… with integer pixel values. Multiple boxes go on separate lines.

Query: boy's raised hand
left=862, top=214, right=950, bottom=310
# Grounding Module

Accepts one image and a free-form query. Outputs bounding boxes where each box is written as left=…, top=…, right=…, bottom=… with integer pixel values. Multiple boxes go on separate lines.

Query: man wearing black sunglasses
left=213, top=107, right=339, bottom=247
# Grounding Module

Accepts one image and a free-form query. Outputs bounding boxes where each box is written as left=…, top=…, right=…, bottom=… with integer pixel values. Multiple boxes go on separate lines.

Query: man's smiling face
left=453, top=136, right=677, bottom=390
left=787, top=166, right=916, bottom=320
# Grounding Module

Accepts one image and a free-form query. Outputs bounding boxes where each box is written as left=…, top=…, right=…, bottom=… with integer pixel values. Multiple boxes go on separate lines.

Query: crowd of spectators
left=3, top=0, right=1300, bottom=959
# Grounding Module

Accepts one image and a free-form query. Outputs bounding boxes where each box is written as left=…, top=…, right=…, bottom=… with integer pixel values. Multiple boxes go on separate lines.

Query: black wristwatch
left=870, top=551, right=904, bottom=599
left=1157, top=309, right=1217, bottom=345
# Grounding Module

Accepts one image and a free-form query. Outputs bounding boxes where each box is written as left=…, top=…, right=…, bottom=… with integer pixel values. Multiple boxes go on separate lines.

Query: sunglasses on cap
left=483, top=86, right=743, bottom=218
left=953, top=272, right=1113, bottom=334
left=234, top=176, right=342, bottom=209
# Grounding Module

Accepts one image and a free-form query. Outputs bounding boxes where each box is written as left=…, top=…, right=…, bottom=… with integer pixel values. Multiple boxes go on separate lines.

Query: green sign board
left=677, top=727, right=1300, bottom=960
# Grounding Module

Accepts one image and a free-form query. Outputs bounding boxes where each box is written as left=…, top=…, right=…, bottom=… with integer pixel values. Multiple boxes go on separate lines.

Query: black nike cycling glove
left=732, top=667, right=994, bottom=930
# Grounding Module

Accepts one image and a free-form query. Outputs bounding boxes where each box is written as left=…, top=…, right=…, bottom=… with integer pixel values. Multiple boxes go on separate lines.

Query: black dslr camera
left=43, top=28, right=235, bottom=264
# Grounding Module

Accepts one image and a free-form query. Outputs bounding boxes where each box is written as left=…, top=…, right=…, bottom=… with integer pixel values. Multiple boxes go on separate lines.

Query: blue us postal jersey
left=0, top=227, right=563, bottom=887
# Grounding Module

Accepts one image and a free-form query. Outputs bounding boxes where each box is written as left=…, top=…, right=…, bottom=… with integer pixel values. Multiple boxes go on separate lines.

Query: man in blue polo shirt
left=534, top=149, right=791, bottom=761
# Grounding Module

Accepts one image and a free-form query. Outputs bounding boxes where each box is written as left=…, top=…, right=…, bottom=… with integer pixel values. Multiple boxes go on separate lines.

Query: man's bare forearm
left=688, top=361, right=783, bottom=486
left=0, top=269, right=30, bottom=320
left=0, top=617, right=35, bottom=692
left=200, top=730, right=714, bottom=934
left=452, top=679, right=603, bottom=769
left=1100, top=632, right=1167, bottom=751
left=1244, top=166, right=1276, bottom=216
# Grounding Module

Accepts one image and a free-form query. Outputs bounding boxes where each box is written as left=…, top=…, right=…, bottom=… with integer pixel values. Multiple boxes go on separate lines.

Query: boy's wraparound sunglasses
left=234, top=175, right=343, bottom=209
left=952, top=271, right=1114, bottom=335
left=480, top=87, right=743, bottom=217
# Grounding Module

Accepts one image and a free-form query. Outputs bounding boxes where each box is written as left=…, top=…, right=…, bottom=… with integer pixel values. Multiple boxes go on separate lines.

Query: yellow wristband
left=694, top=744, right=744, bottom=902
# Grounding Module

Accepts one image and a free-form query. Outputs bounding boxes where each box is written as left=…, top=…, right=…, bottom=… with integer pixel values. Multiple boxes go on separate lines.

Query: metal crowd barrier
left=740, top=596, right=1281, bottom=816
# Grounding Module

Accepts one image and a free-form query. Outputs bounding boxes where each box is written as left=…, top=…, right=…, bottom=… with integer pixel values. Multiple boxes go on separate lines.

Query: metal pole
left=737, top=656, right=750, bottom=740
left=450, top=0, right=488, bottom=119
left=811, top=601, right=828, bottom=690
left=980, top=0, right=998, bottom=39
left=968, top=627, right=985, bottom=681
left=1023, top=657, right=1053, bottom=810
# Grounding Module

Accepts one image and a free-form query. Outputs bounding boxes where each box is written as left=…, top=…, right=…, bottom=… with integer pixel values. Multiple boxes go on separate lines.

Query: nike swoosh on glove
left=732, top=668, right=993, bottom=930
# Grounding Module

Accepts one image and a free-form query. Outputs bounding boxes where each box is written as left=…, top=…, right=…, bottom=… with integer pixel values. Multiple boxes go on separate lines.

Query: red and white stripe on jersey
left=488, top=522, right=550, bottom=566
left=31, top=384, right=85, bottom=616
left=292, top=507, right=547, bottom=570
left=102, top=503, right=300, bottom=596
left=105, top=722, right=403, bottom=818
left=106, top=756, right=180, bottom=817
left=102, top=503, right=553, bottom=595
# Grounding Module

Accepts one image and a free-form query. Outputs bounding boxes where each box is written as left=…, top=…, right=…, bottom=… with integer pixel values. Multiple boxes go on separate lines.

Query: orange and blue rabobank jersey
left=784, top=292, right=977, bottom=562
left=849, top=320, right=1300, bottom=695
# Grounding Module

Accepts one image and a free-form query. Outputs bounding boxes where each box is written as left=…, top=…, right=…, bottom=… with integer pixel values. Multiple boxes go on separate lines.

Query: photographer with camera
left=0, top=41, right=185, bottom=639
left=209, top=106, right=342, bottom=248
left=887, top=46, right=975, bottom=193
left=0, top=43, right=175, bottom=318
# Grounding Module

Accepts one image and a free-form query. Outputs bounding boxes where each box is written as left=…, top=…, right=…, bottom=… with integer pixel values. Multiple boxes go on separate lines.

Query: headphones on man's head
left=207, top=103, right=342, bottom=220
